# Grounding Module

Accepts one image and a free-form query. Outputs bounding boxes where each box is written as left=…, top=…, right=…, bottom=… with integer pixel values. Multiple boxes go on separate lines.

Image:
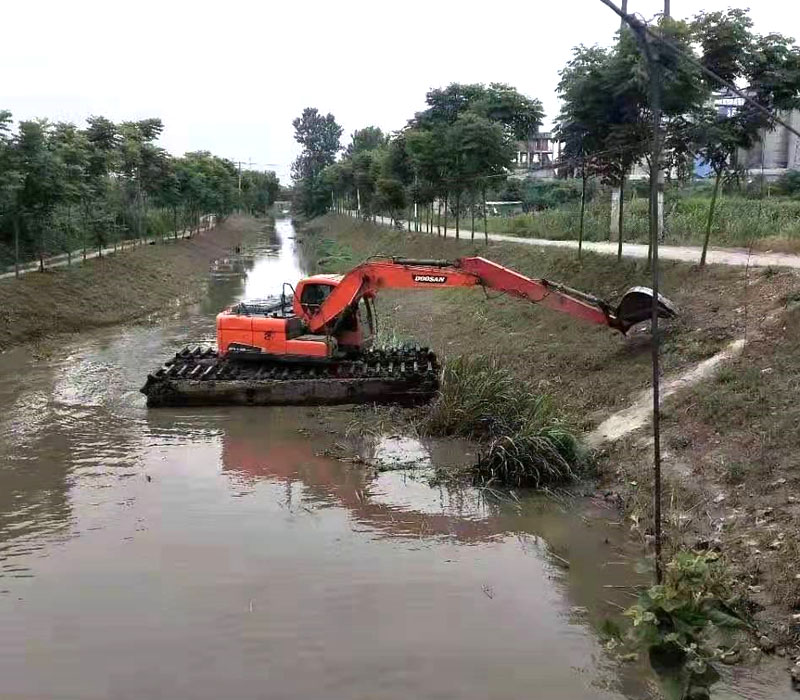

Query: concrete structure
left=714, top=90, right=800, bottom=179
left=511, top=132, right=560, bottom=177
left=485, top=201, right=524, bottom=217
left=739, top=112, right=800, bottom=179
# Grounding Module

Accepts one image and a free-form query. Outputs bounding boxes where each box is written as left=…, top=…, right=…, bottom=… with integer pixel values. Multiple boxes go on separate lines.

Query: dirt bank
left=304, top=214, right=800, bottom=650
left=304, top=215, right=796, bottom=428
left=0, top=215, right=259, bottom=352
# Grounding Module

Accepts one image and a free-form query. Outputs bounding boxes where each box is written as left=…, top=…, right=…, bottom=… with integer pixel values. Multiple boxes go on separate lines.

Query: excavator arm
left=306, top=256, right=676, bottom=335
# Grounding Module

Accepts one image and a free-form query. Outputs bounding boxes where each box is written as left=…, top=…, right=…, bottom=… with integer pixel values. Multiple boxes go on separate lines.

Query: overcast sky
left=3, top=1, right=798, bottom=183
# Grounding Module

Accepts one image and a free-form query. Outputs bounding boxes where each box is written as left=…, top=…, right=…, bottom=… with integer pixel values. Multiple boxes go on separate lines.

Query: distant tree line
left=556, top=8, right=800, bottom=264
left=0, top=112, right=280, bottom=269
left=291, top=83, right=544, bottom=239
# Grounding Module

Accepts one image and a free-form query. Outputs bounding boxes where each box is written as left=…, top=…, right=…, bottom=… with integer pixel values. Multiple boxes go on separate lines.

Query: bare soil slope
left=0, top=216, right=257, bottom=351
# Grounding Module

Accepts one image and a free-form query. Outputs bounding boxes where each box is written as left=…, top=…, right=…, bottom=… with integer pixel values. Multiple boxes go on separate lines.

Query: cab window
left=300, top=283, right=333, bottom=310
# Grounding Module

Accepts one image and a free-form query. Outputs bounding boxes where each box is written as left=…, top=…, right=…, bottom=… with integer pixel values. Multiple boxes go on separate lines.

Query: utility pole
left=647, top=31, right=664, bottom=585
left=600, top=0, right=664, bottom=584
left=663, top=0, right=670, bottom=18
left=620, top=0, right=627, bottom=30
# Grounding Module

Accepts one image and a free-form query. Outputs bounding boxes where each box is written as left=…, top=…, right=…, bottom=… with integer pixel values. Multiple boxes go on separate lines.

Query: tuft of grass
left=423, top=355, right=584, bottom=488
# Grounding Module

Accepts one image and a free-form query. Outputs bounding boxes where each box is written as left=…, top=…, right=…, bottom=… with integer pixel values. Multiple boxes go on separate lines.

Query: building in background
left=738, top=112, right=800, bottom=179
left=707, top=90, right=800, bottom=180
left=511, top=132, right=561, bottom=179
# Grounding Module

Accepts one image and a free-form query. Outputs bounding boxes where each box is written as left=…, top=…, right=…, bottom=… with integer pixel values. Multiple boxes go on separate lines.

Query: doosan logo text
left=413, top=275, right=447, bottom=284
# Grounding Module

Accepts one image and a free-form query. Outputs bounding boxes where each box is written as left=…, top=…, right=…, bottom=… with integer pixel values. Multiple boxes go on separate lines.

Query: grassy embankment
left=485, top=195, right=800, bottom=252
left=305, top=213, right=800, bottom=641
left=0, top=215, right=260, bottom=351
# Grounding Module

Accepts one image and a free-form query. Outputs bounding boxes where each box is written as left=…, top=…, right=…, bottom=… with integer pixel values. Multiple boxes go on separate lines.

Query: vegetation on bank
left=557, top=10, right=800, bottom=265
left=423, top=356, right=583, bottom=488
left=0, top=112, right=280, bottom=269
left=291, top=83, right=543, bottom=233
left=613, top=551, right=749, bottom=700
left=0, top=215, right=259, bottom=351
left=484, top=187, right=800, bottom=249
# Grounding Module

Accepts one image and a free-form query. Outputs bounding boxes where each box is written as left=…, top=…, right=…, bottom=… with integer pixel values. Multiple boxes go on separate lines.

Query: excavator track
left=141, top=346, right=440, bottom=408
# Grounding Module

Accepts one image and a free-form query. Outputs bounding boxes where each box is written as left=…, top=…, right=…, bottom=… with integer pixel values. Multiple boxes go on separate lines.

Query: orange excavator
left=141, top=256, right=676, bottom=407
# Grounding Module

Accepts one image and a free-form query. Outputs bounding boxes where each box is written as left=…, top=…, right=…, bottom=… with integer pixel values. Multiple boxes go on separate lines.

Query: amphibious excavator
left=141, top=256, right=676, bottom=407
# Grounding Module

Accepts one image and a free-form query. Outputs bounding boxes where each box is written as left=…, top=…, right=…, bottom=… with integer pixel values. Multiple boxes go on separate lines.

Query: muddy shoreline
left=0, top=215, right=259, bottom=352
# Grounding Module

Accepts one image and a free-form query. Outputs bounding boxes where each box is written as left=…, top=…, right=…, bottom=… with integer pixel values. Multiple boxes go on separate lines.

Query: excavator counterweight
left=141, top=256, right=677, bottom=407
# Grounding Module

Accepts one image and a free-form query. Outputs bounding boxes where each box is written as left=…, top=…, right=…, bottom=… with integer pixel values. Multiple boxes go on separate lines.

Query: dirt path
left=586, top=338, right=746, bottom=447
left=362, top=213, right=800, bottom=270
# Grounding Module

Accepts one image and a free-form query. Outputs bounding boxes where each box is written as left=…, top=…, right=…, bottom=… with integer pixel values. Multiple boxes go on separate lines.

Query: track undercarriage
left=141, top=346, right=440, bottom=407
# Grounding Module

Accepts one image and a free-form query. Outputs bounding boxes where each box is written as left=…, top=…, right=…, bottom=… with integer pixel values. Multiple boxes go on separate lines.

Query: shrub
left=624, top=551, right=748, bottom=700
left=423, top=356, right=584, bottom=487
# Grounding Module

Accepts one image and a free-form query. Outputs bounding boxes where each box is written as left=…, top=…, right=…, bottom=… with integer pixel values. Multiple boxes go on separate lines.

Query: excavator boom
left=307, top=256, right=676, bottom=335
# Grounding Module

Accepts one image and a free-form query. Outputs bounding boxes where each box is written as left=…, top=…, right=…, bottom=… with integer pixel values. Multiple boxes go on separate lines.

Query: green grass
left=423, top=355, right=584, bottom=488
left=486, top=194, right=800, bottom=248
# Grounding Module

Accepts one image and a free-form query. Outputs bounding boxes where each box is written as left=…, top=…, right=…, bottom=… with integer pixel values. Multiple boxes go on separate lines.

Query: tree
left=0, top=111, right=24, bottom=273
left=557, top=20, right=707, bottom=260
left=690, top=10, right=800, bottom=265
left=446, top=113, right=513, bottom=240
left=345, top=126, right=388, bottom=157
left=51, top=122, right=91, bottom=261
left=240, top=170, right=280, bottom=214
left=16, top=119, right=67, bottom=268
left=407, top=82, right=540, bottom=238
left=291, top=108, right=342, bottom=216
left=0, top=111, right=264, bottom=268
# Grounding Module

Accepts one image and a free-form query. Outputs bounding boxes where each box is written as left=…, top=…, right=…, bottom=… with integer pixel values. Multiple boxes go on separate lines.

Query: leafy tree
left=16, top=119, right=67, bottom=268
left=240, top=170, right=280, bottom=214
left=291, top=108, right=342, bottom=216
left=344, top=126, right=388, bottom=157
left=406, top=82, right=541, bottom=237
left=558, top=19, right=707, bottom=260
left=472, top=82, right=545, bottom=140
left=0, top=111, right=273, bottom=269
left=446, top=113, right=513, bottom=240
left=690, top=10, right=800, bottom=265
left=0, top=111, right=24, bottom=271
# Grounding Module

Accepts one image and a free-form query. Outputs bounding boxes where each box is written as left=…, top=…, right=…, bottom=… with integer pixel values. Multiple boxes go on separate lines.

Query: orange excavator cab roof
left=302, top=273, right=343, bottom=285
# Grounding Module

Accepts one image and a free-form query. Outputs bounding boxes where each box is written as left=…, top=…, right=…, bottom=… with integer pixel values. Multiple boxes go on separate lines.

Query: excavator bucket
left=615, top=287, right=678, bottom=333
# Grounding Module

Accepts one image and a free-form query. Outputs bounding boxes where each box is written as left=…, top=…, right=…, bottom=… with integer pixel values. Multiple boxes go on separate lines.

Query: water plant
left=624, top=551, right=748, bottom=700
left=424, top=355, right=583, bottom=487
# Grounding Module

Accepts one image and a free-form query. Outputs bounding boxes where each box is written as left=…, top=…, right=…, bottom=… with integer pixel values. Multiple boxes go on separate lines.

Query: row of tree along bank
left=0, top=112, right=281, bottom=271
left=290, top=8, right=800, bottom=263
left=0, top=215, right=260, bottom=351
left=290, top=83, right=543, bottom=238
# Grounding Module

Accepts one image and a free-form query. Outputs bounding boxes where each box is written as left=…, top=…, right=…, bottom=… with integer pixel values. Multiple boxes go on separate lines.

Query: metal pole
left=645, top=26, right=664, bottom=585
left=601, top=0, right=665, bottom=583
left=663, top=0, right=670, bottom=18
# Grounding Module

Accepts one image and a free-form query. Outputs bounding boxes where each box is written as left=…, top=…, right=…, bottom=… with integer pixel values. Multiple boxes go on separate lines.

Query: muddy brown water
left=0, top=218, right=789, bottom=699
